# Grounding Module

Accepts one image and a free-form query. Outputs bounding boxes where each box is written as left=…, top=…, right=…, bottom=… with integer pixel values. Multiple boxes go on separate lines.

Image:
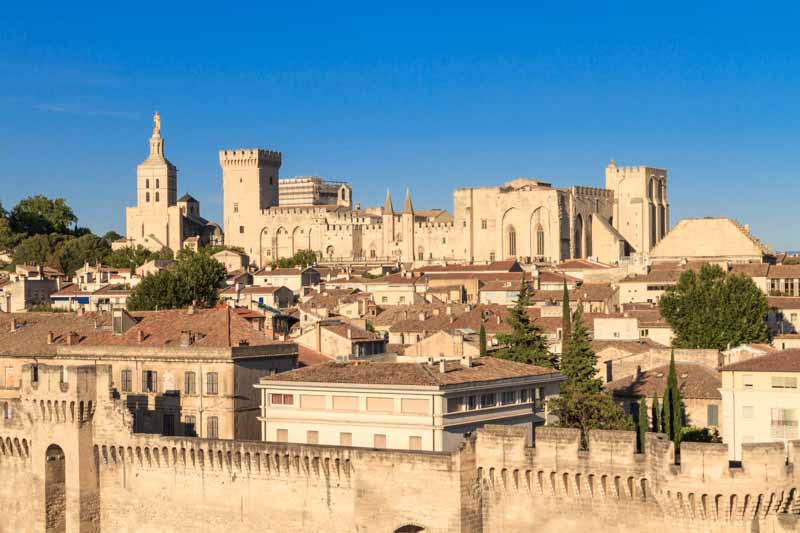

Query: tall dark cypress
left=651, top=393, right=662, bottom=433
left=479, top=324, right=487, bottom=357
left=561, top=280, right=571, bottom=356
left=637, top=396, right=649, bottom=453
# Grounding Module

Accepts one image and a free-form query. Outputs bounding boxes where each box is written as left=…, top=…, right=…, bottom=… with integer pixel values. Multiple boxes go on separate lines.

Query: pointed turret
left=384, top=190, right=394, bottom=215
left=403, top=188, right=414, bottom=214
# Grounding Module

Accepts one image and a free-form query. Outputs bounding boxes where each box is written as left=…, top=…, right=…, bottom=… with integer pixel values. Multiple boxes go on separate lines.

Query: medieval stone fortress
left=1, top=113, right=799, bottom=533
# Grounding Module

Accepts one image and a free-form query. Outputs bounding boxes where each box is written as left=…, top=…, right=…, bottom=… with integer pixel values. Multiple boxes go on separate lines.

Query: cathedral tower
left=136, top=112, right=177, bottom=212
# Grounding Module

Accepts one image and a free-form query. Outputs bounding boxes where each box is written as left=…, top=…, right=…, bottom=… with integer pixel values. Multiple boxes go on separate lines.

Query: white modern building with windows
left=256, top=356, right=563, bottom=452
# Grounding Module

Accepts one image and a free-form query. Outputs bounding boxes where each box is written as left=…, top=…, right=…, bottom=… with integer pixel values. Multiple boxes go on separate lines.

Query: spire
left=403, top=188, right=414, bottom=214
left=383, top=189, right=394, bottom=214
left=148, top=111, right=165, bottom=159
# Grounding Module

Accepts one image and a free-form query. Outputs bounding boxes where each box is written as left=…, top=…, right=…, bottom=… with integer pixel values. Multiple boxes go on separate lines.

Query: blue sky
left=1, top=2, right=799, bottom=249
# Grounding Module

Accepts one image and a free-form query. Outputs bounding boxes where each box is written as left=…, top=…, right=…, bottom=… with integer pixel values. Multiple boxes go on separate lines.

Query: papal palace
left=124, top=115, right=668, bottom=265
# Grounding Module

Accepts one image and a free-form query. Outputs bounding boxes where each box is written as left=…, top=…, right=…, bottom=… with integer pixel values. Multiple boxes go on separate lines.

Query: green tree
left=275, top=249, right=318, bottom=268
left=494, top=280, right=551, bottom=367
left=126, top=250, right=225, bottom=311
left=661, top=350, right=684, bottom=447
left=9, top=195, right=77, bottom=235
left=102, top=230, right=124, bottom=243
left=479, top=324, right=487, bottom=356
left=561, top=280, right=571, bottom=353
left=173, top=249, right=226, bottom=308
left=659, top=264, right=769, bottom=350
left=13, top=234, right=62, bottom=266
left=0, top=218, right=21, bottom=252
left=0, top=201, right=6, bottom=219
left=104, top=245, right=153, bottom=270
left=548, top=309, right=631, bottom=447
left=636, top=396, right=648, bottom=453
left=651, top=393, right=662, bottom=433
left=48, top=234, right=112, bottom=275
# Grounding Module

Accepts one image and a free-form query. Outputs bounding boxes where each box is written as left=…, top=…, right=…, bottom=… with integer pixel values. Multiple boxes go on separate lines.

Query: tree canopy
left=494, top=280, right=552, bottom=367
left=126, top=250, right=225, bottom=311
left=659, top=264, right=770, bottom=350
left=275, top=249, right=318, bottom=269
left=9, top=195, right=77, bottom=235
left=548, top=309, right=631, bottom=447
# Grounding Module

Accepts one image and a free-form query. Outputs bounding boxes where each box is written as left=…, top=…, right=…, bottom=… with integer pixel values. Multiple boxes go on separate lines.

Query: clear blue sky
left=1, top=2, right=799, bottom=250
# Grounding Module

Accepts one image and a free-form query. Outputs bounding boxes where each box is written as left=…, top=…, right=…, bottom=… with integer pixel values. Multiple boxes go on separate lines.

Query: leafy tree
left=9, top=195, right=77, bottom=235
left=0, top=201, right=6, bottom=219
left=681, top=426, right=721, bottom=443
left=494, top=280, right=551, bottom=367
left=651, top=393, right=662, bottom=433
left=48, top=234, right=112, bottom=275
left=13, top=234, right=62, bottom=266
left=0, top=218, right=21, bottom=252
left=174, top=249, right=226, bottom=308
left=479, top=324, right=487, bottom=356
left=561, top=280, right=571, bottom=354
left=275, top=249, right=318, bottom=269
left=102, top=230, right=124, bottom=243
left=636, top=396, right=648, bottom=453
left=548, top=309, right=631, bottom=447
left=659, top=264, right=769, bottom=350
left=126, top=270, right=184, bottom=311
left=104, top=245, right=153, bottom=270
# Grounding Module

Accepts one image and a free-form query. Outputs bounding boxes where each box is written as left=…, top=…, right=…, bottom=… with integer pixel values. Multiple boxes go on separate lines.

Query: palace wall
left=1, top=364, right=798, bottom=532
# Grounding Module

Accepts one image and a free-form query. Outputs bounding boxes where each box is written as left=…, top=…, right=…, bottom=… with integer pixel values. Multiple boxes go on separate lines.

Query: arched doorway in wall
left=45, top=444, right=66, bottom=533
left=259, top=228, right=271, bottom=267
left=291, top=226, right=304, bottom=255
left=574, top=214, right=583, bottom=258
left=394, top=526, right=426, bottom=533
left=276, top=227, right=292, bottom=259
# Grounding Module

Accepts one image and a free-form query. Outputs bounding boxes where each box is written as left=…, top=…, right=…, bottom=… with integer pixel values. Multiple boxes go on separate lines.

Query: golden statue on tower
left=153, top=111, right=161, bottom=135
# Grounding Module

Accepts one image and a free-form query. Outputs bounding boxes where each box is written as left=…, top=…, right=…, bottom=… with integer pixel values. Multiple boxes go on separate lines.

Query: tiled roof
left=372, top=304, right=469, bottom=327
left=254, top=267, right=306, bottom=276
left=0, top=312, right=112, bottom=355
left=720, top=349, right=800, bottom=372
left=322, top=322, right=383, bottom=341
left=556, top=259, right=611, bottom=270
left=51, top=283, right=92, bottom=297
left=529, top=284, right=616, bottom=303
left=591, top=338, right=665, bottom=354
left=297, top=345, right=334, bottom=367
left=606, top=363, right=721, bottom=400
left=619, top=270, right=681, bottom=283
left=220, top=285, right=283, bottom=295
left=264, top=356, right=559, bottom=387
left=414, top=260, right=522, bottom=274
left=81, top=307, right=287, bottom=348
left=768, top=265, right=800, bottom=279
left=92, top=284, right=131, bottom=295
left=730, top=263, right=770, bottom=277
left=768, top=297, right=800, bottom=310
left=538, top=271, right=581, bottom=283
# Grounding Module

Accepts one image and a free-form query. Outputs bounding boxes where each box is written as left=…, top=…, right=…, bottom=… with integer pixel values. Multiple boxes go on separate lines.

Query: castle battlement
left=219, top=148, right=282, bottom=167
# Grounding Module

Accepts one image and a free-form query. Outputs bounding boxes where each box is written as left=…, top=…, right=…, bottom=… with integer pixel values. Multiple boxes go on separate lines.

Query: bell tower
left=136, top=112, right=177, bottom=211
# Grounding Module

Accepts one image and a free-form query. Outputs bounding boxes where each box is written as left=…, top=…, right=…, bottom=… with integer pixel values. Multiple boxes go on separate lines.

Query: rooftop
left=262, top=356, right=559, bottom=387
left=720, top=349, right=800, bottom=373
left=606, top=362, right=721, bottom=400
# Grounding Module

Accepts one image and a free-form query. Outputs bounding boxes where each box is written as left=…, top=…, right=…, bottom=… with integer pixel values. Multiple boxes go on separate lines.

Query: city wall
left=0, top=364, right=799, bottom=532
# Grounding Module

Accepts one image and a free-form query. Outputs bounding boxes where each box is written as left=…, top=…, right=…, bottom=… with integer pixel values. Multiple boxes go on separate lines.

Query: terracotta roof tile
left=720, top=349, right=800, bottom=372
left=768, top=297, right=800, bottom=310
left=606, top=363, right=721, bottom=400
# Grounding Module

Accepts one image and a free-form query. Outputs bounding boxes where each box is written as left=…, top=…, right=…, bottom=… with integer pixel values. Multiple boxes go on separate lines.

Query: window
left=155, top=192, right=159, bottom=202
left=184, top=372, right=196, bottom=395
left=743, top=375, right=753, bottom=389
left=276, top=429, right=288, bottom=443
left=480, top=393, right=496, bottom=408
left=742, top=406, right=755, bottom=419
left=707, top=405, right=719, bottom=426
left=466, top=395, right=477, bottom=410
left=519, top=389, right=528, bottom=403
left=640, top=329, right=649, bottom=338
left=207, top=416, right=219, bottom=439
left=239, top=226, right=245, bottom=234
left=447, top=397, right=463, bottom=413
left=399, top=296, right=406, bottom=304
left=501, top=391, right=515, bottom=405
left=481, top=219, right=488, bottom=230
left=772, top=376, right=798, bottom=389
left=206, top=372, right=219, bottom=395
left=233, top=203, right=239, bottom=213
left=184, top=415, right=196, bottom=436
left=142, top=370, right=157, bottom=393
left=381, top=297, right=388, bottom=304
left=145, top=192, right=150, bottom=202
left=536, top=225, right=545, bottom=256
left=163, top=414, right=175, bottom=436
left=306, top=431, right=318, bottom=444
left=771, top=408, right=799, bottom=439
left=507, top=226, right=516, bottom=257
left=409, top=436, right=422, bottom=450
left=155, top=179, right=160, bottom=188
left=489, top=252, right=496, bottom=262
left=340, top=432, right=352, bottom=446
left=271, top=393, right=294, bottom=405
left=373, top=434, right=387, bottom=448
left=121, top=369, right=132, bottom=393
left=534, top=388, right=545, bottom=412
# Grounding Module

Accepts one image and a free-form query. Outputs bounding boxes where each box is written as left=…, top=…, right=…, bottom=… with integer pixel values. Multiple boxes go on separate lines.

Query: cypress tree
left=561, top=279, right=571, bottom=354
left=667, top=350, right=683, bottom=446
left=637, top=396, right=648, bottom=453
left=651, top=393, right=662, bottom=433
left=662, top=379, right=672, bottom=439
left=479, top=324, right=487, bottom=357
left=494, top=279, right=551, bottom=367
left=559, top=308, right=602, bottom=394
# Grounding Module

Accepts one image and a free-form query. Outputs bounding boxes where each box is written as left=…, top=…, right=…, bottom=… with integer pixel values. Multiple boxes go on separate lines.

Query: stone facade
left=221, top=151, right=668, bottom=267
left=1, top=363, right=799, bottom=532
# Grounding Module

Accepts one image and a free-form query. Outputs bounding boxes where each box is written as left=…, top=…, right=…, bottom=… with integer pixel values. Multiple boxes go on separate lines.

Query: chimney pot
left=180, top=330, right=193, bottom=347
left=65, top=331, right=79, bottom=346
left=46, top=331, right=54, bottom=345
left=137, top=330, right=145, bottom=343
left=439, top=359, right=447, bottom=373
left=10, top=318, right=17, bottom=332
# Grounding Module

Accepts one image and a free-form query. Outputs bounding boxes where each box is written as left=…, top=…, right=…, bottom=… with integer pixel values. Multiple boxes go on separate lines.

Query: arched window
left=536, top=224, right=545, bottom=256
left=155, top=192, right=160, bottom=202
left=145, top=192, right=150, bottom=202
left=507, top=226, right=517, bottom=257
left=574, top=215, right=583, bottom=258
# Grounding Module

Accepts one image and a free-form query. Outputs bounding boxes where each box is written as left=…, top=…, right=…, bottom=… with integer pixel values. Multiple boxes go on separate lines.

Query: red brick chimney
left=65, top=332, right=79, bottom=346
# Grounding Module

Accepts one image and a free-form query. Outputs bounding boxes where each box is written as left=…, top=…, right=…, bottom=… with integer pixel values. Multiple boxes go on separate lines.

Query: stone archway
left=45, top=444, right=66, bottom=533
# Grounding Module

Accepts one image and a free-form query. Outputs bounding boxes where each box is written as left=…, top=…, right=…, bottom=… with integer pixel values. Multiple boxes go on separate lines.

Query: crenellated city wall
left=0, top=364, right=798, bottom=532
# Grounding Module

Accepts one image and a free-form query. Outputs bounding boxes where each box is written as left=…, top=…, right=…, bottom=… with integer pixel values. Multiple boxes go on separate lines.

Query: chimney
left=418, top=311, right=426, bottom=321
left=446, top=305, right=452, bottom=316
left=46, top=331, right=54, bottom=345
left=439, top=359, right=447, bottom=373
left=137, top=330, right=145, bottom=343
left=9, top=318, right=17, bottom=332
left=180, top=330, right=193, bottom=347
left=347, top=327, right=352, bottom=339
left=65, top=331, right=79, bottom=346
left=461, top=355, right=473, bottom=368
left=187, top=304, right=196, bottom=315
left=634, top=365, right=642, bottom=381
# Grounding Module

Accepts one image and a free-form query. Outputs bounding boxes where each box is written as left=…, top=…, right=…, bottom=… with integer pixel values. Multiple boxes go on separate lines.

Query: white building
left=256, top=357, right=563, bottom=452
